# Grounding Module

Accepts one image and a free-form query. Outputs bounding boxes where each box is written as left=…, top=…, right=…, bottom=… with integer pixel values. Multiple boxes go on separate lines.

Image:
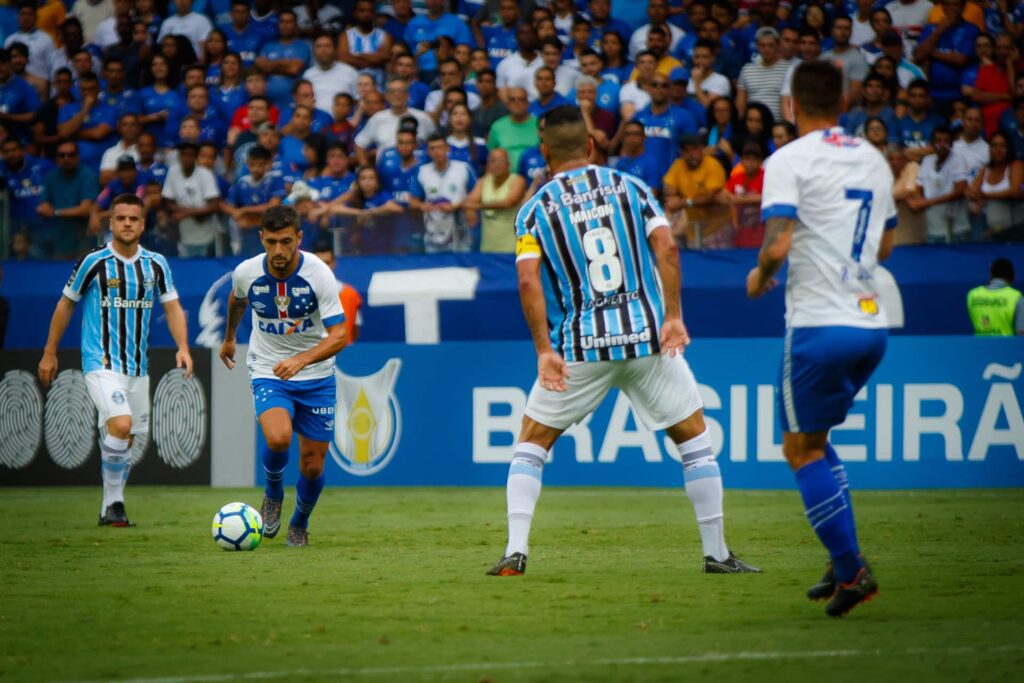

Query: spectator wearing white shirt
left=302, top=33, right=358, bottom=116
left=407, top=132, right=478, bottom=253
left=884, top=0, right=933, bottom=55
left=628, top=0, right=686, bottom=61
left=619, top=51, right=657, bottom=122
left=851, top=0, right=878, bottom=46
left=536, top=37, right=580, bottom=99
left=98, top=112, right=141, bottom=185
left=156, top=0, right=212, bottom=59
left=92, top=0, right=130, bottom=48
left=425, top=58, right=481, bottom=123
left=70, top=0, right=111, bottom=45
left=907, top=126, right=970, bottom=242
left=5, top=3, right=56, bottom=81
left=354, top=78, right=435, bottom=167
left=161, top=141, right=221, bottom=257
left=687, top=39, right=730, bottom=108
left=953, top=107, right=991, bottom=180
left=496, top=23, right=542, bottom=99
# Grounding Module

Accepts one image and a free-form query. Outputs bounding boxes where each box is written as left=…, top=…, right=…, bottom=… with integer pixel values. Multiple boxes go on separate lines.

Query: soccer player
left=489, top=106, right=759, bottom=577
left=37, top=193, right=193, bottom=526
left=748, top=60, right=896, bottom=617
left=218, top=206, right=347, bottom=547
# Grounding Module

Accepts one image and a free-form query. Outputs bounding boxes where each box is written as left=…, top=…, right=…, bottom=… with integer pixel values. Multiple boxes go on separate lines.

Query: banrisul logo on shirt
left=330, top=359, right=402, bottom=477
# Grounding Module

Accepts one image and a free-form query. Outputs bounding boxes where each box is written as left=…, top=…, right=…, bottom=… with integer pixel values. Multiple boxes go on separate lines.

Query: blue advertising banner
left=257, top=336, right=1024, bottom=490
left=3, top=244, right=1022, bottom=349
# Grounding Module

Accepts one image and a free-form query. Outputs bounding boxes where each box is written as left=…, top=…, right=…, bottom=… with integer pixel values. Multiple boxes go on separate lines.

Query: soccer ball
left=211, top=502, right=264, bottom=551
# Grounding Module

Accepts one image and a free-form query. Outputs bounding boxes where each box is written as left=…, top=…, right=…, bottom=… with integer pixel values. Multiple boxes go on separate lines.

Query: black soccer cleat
left=285, top=525, right=308, bottom=547
left=261, top=496, right=283, bottom=538
left=486, top=552, right=527, bottom=576
left=98, top=501, right=131, bottom=527
left=807, top=561, right=836, bottom=601
left=825, top=565, right=879, bottom=617
left=702, top=552, right=762, bottom=574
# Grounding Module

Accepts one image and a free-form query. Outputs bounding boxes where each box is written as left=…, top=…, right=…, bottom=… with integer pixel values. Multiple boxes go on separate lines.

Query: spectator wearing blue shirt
left=381, top=0, right=415, bottom=44
left=393, top=52, right=430, bottom=110
left=139, top=53, right=182, bottom=148
left=587, top=0, right=635, bottom=51
left=841, top=72, right=901, bottom=142
left=479, top=0, right=520, bottom=68
left=279, top=105, right=315, bottom=171
left=1, top=137, right=53, bottom=256
left=914, top=0, right=980, bottom=117
left=404, top=0, right=475, bottom=82
left=58, top=72, right=117, bottom=171
left=137, top=132, right=168, bottom=188
left=99, top=56, right=141, bottom=119
left=632, top=72, right=698, bottom=177
left=613, top=120, right=666, bottom=191
left=899, top=79, right=948, bottom=161
left=166, top=85, right=228, bottom=148
left=254, top=9, right=309, bottom=108
left=308, top=142, right=356, bottom=203
left=278, top=79, right=334, bottom=134
left=577, top=50, right=621, bottom=114
left=209, top=52, right=246, bottom=121
left=0, top=47, right=41, bottom=144
left=221, top=0, right=264, bottom=66
left=249, top=0, right=280, bottom=44
left=36, top=140, right=100, bottom=259
left=598, top=29, right=634, bottom=85
left=517, top=145, right=549, bottom=191
left=91, top=155, right=159, bottom=234
left=375, top=127, right=426, bottom=206
left=667, top=67, right=707, bottom=132
left=224, top=145, right=286, bottom=256
left=999, top=97, right=1024, bottom=158
left=528, top=67, right=572, bottom=118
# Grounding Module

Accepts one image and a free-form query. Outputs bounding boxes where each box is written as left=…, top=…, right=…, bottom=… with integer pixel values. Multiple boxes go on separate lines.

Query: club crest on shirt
left=274, top=294, right=290, bottom=312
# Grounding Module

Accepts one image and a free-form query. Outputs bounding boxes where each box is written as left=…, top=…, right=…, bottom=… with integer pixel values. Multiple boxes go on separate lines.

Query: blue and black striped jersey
left=62, top=245, right=178, bottom=376
left=515, top=165, right=671, bottom=363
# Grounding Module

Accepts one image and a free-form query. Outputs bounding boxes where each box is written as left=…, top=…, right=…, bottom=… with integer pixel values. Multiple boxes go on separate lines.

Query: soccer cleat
left=807, top=561, right=835, bottom=601
left=702, top=552, right=762, bottom=574
left=261, top=496, right=283, bottom=538
left=98, top=501, right=131, bottom=527
left=285, top=525, right=308, bottom=547
left=825, top=565, right=879, bottom=617
left=486, top=552, right=527, bottom=576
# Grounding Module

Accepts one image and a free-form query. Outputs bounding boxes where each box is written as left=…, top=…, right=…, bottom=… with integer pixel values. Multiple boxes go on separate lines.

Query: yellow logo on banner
left=330, top=359, right=402, bottom=476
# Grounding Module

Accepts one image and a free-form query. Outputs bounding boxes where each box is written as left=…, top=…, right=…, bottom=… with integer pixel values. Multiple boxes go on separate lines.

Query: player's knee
left=106, top=416, right=132, bottom=439
left=299, top=459, right=323, bottom=479
left=265, top=431, right=292, bottom=452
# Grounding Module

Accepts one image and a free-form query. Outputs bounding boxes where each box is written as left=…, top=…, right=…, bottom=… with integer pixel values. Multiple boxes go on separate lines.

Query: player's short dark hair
left=991, top=258, right=1015, bottom=282
left=247, top=145, right=271, bottom=162
left=260, top=206, right=299, bottom=233
left=111, top=193, right=144, bottom=211
left=541, top=105, right=588, bottom=163
left=791, top=60, right=842, bottom=118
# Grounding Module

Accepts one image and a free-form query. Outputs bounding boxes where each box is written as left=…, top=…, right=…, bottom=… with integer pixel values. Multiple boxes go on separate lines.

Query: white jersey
left=411, top=160, right=478, bottom=250
left=761, top=126, right=897, bottom=330
left=231, top=252, right=345, bottom=381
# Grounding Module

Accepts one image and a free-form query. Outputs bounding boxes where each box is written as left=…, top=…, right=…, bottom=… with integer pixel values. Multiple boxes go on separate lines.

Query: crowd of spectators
left=3, top=0, right=1024, bottom=261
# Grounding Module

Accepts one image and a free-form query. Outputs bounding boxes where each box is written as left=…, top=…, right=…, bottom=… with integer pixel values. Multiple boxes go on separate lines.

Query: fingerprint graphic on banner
left=45, top=370, right=96, bottom=470
left=152, top=369, right=207, bottom=468
left=0, top=370, right=43, bottom=469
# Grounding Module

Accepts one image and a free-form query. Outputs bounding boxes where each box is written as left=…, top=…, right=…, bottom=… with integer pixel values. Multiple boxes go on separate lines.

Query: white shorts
left=85, top=370, right=150, bottom=436
left=524, top=353, right=704, bottom=431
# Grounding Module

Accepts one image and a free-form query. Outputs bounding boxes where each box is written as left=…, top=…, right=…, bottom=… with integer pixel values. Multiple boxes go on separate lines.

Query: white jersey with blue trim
left=760, top=126, right=897, bottom=330
left=515, top=164, right=670, bottom=363
left=231, top=251, right=345, bottom=382
left=62, top=244, right=177, bottom=376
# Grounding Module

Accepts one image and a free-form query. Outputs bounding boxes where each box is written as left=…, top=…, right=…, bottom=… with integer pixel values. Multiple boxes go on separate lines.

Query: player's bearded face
left=262, top=229, right=301, bottom=270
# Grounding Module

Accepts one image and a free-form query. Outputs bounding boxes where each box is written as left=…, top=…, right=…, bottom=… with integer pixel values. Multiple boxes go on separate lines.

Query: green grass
left=2, top=487, right=1023, bottom=683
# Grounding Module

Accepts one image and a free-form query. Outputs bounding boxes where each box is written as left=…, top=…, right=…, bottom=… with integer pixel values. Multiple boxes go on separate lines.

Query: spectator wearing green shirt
left=487, top=87, right=538, bottom=170
left=967, top=258, right=1024, bottom=336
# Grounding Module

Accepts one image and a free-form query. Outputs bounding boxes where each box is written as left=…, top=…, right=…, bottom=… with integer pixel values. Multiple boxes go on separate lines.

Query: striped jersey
left=62, top=245, right=178, bottom=376
left=515, top=165, right=671, bottom=363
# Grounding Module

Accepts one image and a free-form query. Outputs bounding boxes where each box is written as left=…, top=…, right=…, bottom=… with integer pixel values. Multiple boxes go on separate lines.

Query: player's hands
left=537, top=349, right=569, bottom=393
left=659, top=317, right=691, bottom=356
left=746, top=266, right=778, bottom=299
left=176, top=348, right=194, bottom=379
left=273, top=355, right=307, bottom=381
left=37, top=351, right=58, bottom=388
left=218, top=339, right=237, bottom=369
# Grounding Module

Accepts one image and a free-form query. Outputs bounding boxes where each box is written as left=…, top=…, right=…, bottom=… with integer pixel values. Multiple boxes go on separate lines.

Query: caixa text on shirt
left=100, top=296, right=153, bottom=309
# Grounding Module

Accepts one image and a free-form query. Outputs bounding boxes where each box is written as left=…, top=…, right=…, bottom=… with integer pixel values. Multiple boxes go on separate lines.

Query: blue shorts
left=777, top=326, right=887, bottom=434
left=251, top=375, right=337, bottom=443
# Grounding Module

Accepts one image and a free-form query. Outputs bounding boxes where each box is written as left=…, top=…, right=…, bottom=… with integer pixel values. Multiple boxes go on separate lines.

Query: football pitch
left=2, top=487, right=1022, bottom=682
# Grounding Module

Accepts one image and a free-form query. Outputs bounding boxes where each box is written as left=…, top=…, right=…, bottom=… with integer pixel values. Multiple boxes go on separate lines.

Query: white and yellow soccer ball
left=211, top=502, right=264, bottom=551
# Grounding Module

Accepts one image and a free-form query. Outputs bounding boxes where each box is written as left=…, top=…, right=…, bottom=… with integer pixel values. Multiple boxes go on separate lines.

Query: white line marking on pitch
left=63, top=644, right=1024, bottom=683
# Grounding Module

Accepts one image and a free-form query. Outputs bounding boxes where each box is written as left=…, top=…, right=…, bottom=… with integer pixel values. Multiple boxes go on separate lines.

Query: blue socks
left=824, top=443, right=859, bottom=548
left=262, top=445, right=289, bottom=500
left=290, top=473, right=326, bottom=529
left=795, top=457, right=863, bottom=583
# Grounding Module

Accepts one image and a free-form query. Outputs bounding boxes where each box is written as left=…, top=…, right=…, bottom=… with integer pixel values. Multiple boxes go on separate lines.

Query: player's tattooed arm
left=223, top=292, right=249, bottom=343
left=747, top=217, right=795, bottom=299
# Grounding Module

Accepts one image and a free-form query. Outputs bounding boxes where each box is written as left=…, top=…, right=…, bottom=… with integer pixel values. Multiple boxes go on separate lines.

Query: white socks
left=504, top=442, right=547, bottom=557
left=100, top=433, right=130, bottom=513
left=678, top=429, right=729, bottom=562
